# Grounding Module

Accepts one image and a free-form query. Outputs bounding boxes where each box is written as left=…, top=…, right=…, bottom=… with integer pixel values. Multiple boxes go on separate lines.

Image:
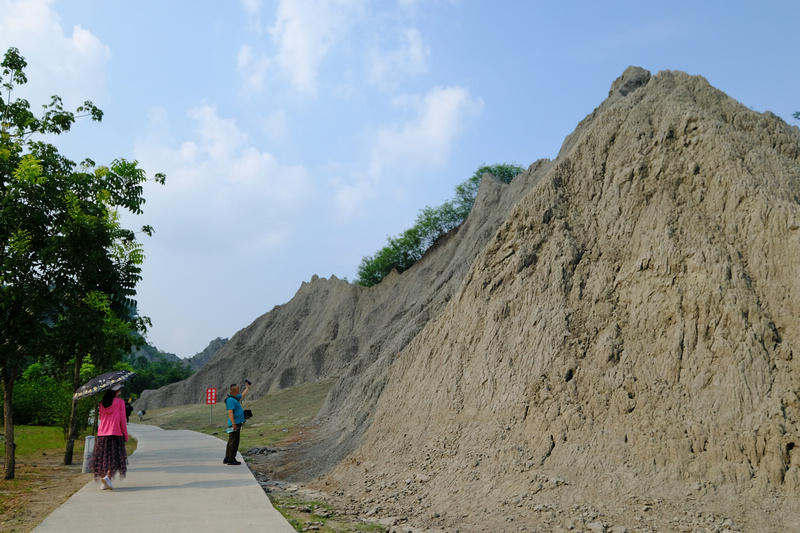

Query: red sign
left=206, top=388, right=217, bottom=404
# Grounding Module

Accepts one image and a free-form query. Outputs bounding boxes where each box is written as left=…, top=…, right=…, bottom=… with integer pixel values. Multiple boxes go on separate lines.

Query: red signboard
left=206, top=388, right=217, bottom=405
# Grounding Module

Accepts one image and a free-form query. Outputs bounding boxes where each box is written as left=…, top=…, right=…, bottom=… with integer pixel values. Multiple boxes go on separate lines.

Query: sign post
left=206, top=388, right=217, bottom=425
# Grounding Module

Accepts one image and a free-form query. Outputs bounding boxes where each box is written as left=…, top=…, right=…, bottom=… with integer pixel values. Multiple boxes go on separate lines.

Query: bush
left=12, top=377, right=71, bottom=426
left=12, top=378, right=92, bottom=434
left=6, top=361, right=100, bottom=432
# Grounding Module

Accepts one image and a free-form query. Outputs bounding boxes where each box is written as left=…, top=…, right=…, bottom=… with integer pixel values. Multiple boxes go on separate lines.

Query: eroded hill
left=139, top=67, right=800, bottom=531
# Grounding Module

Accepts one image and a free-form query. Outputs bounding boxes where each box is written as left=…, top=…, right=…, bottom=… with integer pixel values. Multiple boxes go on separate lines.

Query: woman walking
left=92, top=383, right=129, bottom=490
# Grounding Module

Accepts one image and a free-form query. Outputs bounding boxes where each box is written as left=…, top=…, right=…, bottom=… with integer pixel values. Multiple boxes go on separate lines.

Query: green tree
left=11, top=360, right=92, bottom=430
left=0, top=47, right=164, bottom=478
left=123, top=352, right=193, bottom=397
left=54, top=192, right=154, bottom=465
left=355, top=163, right=524, bottom=287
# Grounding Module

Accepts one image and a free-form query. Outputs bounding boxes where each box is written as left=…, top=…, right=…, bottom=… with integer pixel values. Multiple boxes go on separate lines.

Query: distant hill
left=184, top=337, right=228, bottom=371
left=130, top=343, right=182, bottom=365
left=130, top=337, right=227, bottom=371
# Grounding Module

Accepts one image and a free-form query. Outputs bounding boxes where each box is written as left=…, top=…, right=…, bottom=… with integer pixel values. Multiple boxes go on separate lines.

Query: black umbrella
left=73, top=370, right=136, bottom=400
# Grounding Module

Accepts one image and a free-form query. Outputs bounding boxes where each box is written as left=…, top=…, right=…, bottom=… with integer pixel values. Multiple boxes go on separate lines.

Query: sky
left=1, top=0, right=798, bottom=359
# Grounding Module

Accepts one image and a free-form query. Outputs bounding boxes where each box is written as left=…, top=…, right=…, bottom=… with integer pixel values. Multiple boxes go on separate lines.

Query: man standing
left=124, top=398, right=133, bottom=422
left=224, top=381, right=251, bottom=465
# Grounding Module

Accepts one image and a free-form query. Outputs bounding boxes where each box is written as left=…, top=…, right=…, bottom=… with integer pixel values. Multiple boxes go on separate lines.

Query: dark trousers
left=225, top=427, right=241, bottom=461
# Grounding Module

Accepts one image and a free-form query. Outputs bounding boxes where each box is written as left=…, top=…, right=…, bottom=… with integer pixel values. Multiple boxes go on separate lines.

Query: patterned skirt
left=91, top=435, right=128, bottom=479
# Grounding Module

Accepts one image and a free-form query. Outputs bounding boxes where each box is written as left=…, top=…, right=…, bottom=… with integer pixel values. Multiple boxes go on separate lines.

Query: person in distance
left=223, top=380, right=251, bottom=465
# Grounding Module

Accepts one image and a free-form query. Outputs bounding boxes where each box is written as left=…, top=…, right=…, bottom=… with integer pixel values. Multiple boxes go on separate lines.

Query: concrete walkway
left=33, top=424, right=295, bottom=532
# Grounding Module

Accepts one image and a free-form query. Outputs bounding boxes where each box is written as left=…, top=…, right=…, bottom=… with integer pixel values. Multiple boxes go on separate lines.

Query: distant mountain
left=184, top=337, right=228, bottom=371
left=130, top=343, right=182, bottom=365
left=129, top=337, right=227, bottom=371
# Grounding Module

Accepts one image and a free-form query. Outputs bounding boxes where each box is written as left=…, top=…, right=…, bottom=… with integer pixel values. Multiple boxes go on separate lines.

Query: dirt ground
left=244, top=425, right=799, bottom=533
left=0, top=452, right=92, bottom=533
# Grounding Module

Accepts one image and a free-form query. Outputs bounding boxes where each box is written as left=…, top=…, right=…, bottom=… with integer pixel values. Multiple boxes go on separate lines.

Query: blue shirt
left=225, top=394, right=244, bottom=426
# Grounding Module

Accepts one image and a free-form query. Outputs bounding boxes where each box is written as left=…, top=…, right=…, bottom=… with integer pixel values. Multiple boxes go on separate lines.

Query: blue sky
left=1, top=0, right=798, bottom=358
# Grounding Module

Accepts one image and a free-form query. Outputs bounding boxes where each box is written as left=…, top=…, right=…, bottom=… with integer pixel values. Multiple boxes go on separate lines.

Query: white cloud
left=330, top=85, right=482, bottom=220
left=240, top=0, right=264, bottom=32
left=0, top=0, right=111, bottom=107
left=237, top=44, right=272, bottom=92
left=396, top=0, right=461, bottom=11
left=368, top=86, right=483, bottom=178
left=260, top=109, right=290, bottom=144
left=368, top=27, right=429, bottom=89
left=134, top=104, right=313, bottom=253
left=331, top=176, right=376, bottom=220
left=240, top=0, right=262, bottom=16
left=268, top=0, right=366, bottom=95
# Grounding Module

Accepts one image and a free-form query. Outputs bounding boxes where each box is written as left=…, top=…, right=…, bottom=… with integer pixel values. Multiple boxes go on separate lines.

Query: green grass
left=0, top=426, right=75, bottom=457
left=0, top=425, right=136, bottom=459
left=136, top=378, right=336, bottom=450
left=272, top=496, right=386, bottom=533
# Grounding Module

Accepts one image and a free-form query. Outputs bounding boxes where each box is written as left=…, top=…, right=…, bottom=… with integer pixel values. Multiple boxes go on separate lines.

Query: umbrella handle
left=93, top=399, right=100, bottom=437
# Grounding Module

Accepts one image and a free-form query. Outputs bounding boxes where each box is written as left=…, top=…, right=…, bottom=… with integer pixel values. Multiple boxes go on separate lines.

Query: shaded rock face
left=140, top=67, right=800, bottom=530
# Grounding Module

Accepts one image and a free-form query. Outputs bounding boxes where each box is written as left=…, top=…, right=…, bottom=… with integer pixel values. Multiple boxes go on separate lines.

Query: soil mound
left=140, top=67, right=800, bottom=531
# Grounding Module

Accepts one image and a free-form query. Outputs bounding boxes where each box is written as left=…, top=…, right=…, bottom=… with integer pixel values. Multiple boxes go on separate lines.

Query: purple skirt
left=91, top=435, right=128, bottom=479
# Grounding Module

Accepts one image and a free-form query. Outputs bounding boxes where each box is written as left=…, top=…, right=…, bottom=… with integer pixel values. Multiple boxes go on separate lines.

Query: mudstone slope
left=139, top=67, right=800, bottom=532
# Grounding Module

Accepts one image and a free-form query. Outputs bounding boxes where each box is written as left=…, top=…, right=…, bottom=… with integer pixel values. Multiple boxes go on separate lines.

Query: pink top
left=98, top=396, right=129, bottom=441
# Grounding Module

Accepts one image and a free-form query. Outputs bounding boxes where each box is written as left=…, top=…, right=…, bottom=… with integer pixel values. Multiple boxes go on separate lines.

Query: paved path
left=33, top=424, right=295, bottom=533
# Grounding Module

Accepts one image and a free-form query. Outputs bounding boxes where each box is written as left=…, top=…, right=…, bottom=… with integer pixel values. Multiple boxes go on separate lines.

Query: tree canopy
left=123, top=351, right=193, bottom=398
left=7, top=345, right=192, bottom=432
left=0, top=47, right=164, bottom=477
left=355, top=163, right=524, bottom=287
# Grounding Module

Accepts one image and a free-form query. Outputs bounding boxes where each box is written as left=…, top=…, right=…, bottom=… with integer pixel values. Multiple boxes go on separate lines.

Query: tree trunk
left=1, top=366, right=16, bottom=480
left=63, top=400, right=79, bottom=465
left=63, top=356, right=83, bottom=466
